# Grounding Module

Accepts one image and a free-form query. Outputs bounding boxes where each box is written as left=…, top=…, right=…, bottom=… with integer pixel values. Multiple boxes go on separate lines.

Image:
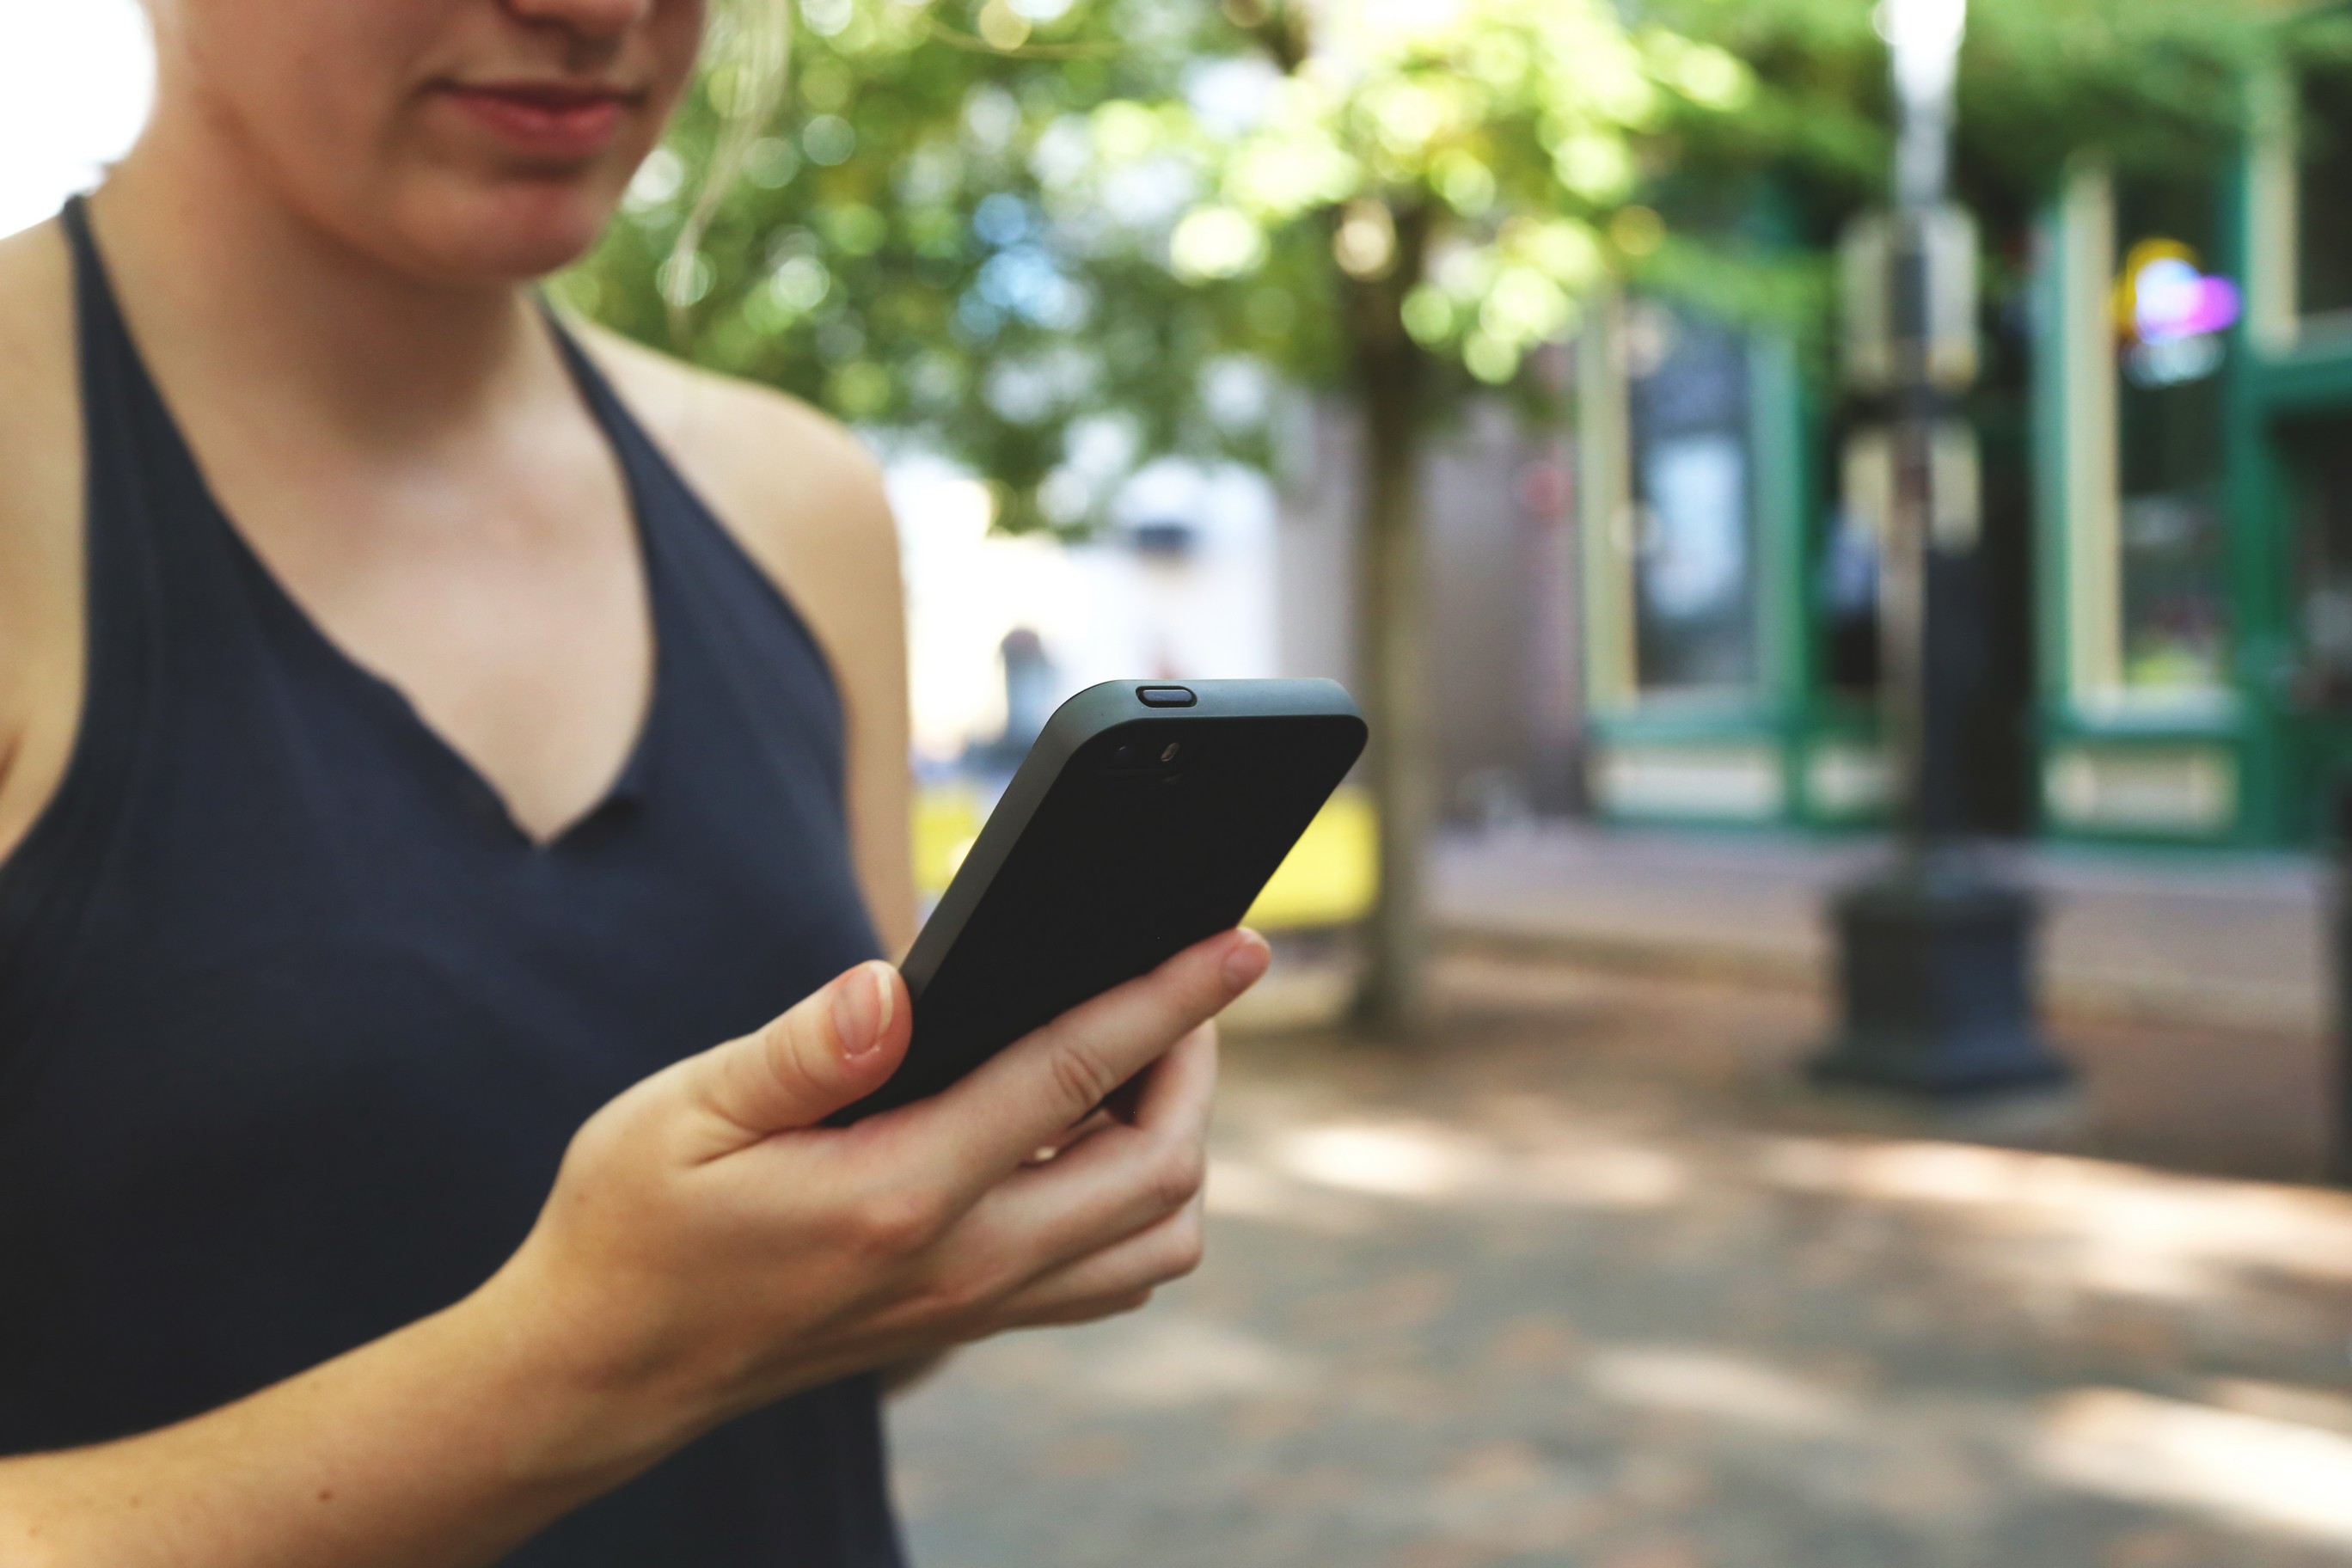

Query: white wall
left=891, top=457, right=1281, bottom=767
left=1065, top=458, right=1278, bottom=685
left=0, top=0, right=152, bottom=240
left=1273, top=394, right=1587, bottom=819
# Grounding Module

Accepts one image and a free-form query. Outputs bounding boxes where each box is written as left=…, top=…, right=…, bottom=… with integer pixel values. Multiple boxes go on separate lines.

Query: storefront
left=1574, top=298, right=1862, bottom=828
left=1577, top=62, right=2352, bottom=848
left=2039, top=64, right=2352, bottom=844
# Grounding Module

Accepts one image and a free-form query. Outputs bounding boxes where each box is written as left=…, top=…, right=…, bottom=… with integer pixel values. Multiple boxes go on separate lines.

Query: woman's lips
left=438, top=83, right=638, bottom=160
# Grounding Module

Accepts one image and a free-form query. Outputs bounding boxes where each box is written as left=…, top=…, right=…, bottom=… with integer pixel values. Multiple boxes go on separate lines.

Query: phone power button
left=1136, top=685, right=1197, bottom=707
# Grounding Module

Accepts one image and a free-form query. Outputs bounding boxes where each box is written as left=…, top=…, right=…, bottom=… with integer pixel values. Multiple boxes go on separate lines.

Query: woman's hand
left=481, top=926, right=1267, bottom=1459
left=0, top=930, right=1262, bottom=1568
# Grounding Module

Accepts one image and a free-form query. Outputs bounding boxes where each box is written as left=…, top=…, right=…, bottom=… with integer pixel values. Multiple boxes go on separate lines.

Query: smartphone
left=834, top=678, right=1368, bottom=1123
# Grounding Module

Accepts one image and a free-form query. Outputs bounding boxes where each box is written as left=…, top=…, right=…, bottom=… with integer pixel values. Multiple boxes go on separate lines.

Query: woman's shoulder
left=569, top=321, right=904, bottom=714
left=0, top=219, right=83, bottom=871
left=572, top=322, right=897, bottom=585
left=0, top=220, right=77, bottom=579
left=571, top=322, right=914, bottom=943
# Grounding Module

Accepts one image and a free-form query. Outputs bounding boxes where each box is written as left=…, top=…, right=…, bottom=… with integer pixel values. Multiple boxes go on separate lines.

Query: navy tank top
left=0, top=198, right=904, bottom=1566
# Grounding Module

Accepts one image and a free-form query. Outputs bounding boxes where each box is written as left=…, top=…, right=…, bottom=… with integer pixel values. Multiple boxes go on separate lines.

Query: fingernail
left=1221, top=929, right=1271, bottom=992
left=833, top=962, right=891, bottom=1062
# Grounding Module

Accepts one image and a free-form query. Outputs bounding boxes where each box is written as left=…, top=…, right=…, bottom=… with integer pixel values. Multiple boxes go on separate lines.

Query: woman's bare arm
left=0, top=223, right=85, bottom=871
left=0, top=1276, right=667, bottom=1568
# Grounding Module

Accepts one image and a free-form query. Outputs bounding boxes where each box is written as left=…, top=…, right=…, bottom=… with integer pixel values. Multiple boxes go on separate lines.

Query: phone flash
left=1161, top=742, right=1181, bottom=763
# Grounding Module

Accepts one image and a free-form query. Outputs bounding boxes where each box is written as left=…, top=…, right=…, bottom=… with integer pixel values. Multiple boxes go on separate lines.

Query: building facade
left=1575, top=69, right=2352, bottom=848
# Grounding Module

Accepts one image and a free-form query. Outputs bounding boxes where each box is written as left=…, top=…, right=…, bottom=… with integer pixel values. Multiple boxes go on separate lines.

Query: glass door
left=2112, top=175, right=2235, bottom=698
left=1624, top=303, right=1761, bottom=699
left=2283, top=414, right=2352, bottom=836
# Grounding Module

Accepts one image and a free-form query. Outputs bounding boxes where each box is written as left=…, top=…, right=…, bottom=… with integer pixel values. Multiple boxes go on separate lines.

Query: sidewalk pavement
left=1433, top=825, right=2333, bottom=1038
left=892, top=962, right=2352, bottom=1568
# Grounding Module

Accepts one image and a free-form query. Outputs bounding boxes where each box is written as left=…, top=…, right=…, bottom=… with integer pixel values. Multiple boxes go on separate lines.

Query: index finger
left=887, top=928, right=1266, bottom=1195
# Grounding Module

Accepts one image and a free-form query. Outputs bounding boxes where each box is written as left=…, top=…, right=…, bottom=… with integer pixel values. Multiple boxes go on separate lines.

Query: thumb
left=683, top=960, right=911, bottom=1147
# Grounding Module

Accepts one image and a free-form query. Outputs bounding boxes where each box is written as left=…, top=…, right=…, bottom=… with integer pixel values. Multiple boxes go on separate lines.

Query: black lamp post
left=1810, top=0, right=2073, bottom=1096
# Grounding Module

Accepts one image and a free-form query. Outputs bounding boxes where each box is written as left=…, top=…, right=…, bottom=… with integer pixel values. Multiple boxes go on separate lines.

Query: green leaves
left=562, top=0, right=2318, bottom=535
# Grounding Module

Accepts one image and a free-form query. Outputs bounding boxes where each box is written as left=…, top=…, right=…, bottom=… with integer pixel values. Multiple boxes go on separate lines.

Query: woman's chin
left=380, top=181, right=629, bottom=285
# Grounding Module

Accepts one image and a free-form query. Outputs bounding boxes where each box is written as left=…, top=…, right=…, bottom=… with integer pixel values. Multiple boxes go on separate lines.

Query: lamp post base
left=1810, top=850, right=2072, bottom=1098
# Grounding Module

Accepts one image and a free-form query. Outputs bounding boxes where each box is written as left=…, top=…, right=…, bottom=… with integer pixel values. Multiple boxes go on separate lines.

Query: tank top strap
left=531, top=306, right=846, bottom=748
left=535, top=305, right=706, bottom=579
left=539, top=305, right=632, bottom=442
left=0, top=198, right=171, bottom=1052
left=56, top=197, right=236, bottom=592
left=52, top=197, right=282, bottom=686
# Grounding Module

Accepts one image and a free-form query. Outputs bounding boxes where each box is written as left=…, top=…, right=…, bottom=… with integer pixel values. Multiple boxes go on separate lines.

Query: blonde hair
left=666, top=0, right=796, bottom=327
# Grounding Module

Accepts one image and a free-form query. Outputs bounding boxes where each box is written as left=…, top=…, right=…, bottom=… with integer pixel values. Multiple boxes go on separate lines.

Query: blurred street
left=1432, top=825, right=2338, bottom=1184
left=893, top=952, right=2352, bottom=1568
left=1433, top=825, right=2331, bottom=1041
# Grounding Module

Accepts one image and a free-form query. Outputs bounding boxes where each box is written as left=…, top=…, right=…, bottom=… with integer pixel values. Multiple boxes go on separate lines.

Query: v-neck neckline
left=209, top=365, right=667, bottom=853
left=95, top=263, right=665, bottom=852
left=224, top=502, right=669, bottom=854
left=208, top=328, right=667, bottom=854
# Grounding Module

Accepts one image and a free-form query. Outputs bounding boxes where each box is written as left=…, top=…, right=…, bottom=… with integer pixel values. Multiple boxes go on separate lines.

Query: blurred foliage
left=561, top=0, right=1762, bottom=529
left=1656, top=0, right=2352, bottom=234
left=560, top=0, right=2344, bottom=532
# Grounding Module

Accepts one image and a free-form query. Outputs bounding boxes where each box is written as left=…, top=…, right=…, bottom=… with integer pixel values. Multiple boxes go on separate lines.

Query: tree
left=571, top=0, right=1756, bottom=1032
left=1080, top=0, right=1785, bottom=1032
left=567, top=0, right=2337, bottom=1032
left=564, top=0, right=1274, bottom=532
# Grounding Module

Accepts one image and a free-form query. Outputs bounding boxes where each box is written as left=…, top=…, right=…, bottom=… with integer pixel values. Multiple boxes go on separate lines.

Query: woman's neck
left=89, top=114, right=548, bottom=454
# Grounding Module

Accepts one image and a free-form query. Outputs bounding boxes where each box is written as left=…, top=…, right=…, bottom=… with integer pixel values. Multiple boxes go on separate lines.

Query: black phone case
left=834, top=678, right=1367, bottom=1123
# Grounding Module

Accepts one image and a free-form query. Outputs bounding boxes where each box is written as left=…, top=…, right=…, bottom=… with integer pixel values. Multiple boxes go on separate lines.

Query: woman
left=0, top=1, right=1258, bottom=1564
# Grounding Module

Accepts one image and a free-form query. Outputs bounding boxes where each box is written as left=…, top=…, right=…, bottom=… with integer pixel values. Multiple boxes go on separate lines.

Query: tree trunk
left=1347, top=209, right=1435, bottom=1038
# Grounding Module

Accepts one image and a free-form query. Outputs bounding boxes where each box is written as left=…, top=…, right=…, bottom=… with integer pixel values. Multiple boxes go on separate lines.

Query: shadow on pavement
left=894, top=952, right=2352, bottom=1568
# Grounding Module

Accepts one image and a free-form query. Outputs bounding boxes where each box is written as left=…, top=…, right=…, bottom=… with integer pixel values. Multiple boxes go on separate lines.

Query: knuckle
left=1161, top=1213, right=1207, bottom=1280
left=762, top=1009, right=831, bottom=1099
left=928, top=1260, right=1010, bottom=1322
left=562, top=1099, right=631, bottom=1173
left=847, top=1183, right=949, bottom=1258
left=563, top=1085, right=672, bottom=1188
left=1146, top=1144, right=1208, bottom=1214
left=1046, top=1038, right=1122, bottom=1119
